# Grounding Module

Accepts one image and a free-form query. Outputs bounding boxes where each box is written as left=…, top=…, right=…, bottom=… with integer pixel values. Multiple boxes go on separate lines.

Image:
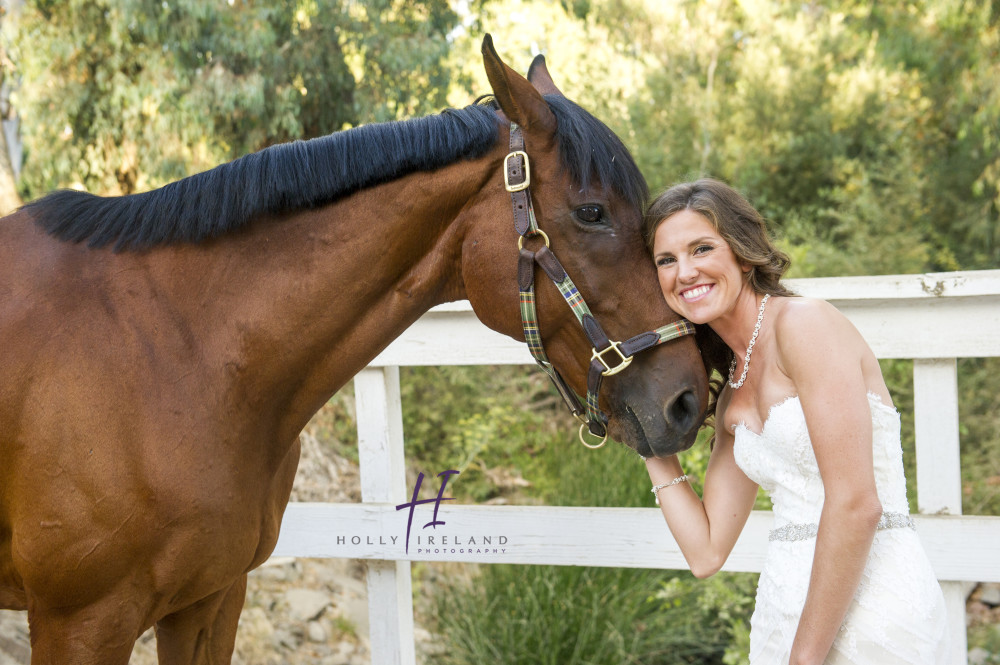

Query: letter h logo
left=395, top=470, right=459, bottom=554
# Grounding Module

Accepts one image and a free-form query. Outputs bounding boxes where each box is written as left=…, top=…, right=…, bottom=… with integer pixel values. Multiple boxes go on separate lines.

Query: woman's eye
left=694, top=244, right=713, bottom=254
left=575, top=205, right=604, bottom=225
left=656, top=256, right=675, bottom=267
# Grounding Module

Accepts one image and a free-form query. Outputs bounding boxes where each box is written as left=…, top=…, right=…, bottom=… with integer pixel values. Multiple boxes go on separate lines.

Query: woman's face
left=651, top=209, right=748, bottom=325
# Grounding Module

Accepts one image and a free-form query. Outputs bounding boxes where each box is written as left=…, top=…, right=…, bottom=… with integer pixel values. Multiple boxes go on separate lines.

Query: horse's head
left=460, top=36, right=709, bottom=458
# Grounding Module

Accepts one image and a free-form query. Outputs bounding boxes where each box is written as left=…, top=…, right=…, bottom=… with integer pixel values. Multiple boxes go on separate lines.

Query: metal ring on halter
left=578, top=422, right=608, bottom=449
left=518, top=228, right=550, bottom=251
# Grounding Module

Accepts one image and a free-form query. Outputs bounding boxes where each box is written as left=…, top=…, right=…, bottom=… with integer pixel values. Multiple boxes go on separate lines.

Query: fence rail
left=273, top=269, right=1000, bottom=665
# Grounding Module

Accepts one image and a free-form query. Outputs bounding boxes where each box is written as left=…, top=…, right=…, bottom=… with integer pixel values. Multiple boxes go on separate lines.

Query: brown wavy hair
left=644, top=178, right=794, bottom=435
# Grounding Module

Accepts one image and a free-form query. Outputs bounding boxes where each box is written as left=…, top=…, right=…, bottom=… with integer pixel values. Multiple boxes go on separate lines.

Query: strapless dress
left=733, top=393, right=949, bottom=664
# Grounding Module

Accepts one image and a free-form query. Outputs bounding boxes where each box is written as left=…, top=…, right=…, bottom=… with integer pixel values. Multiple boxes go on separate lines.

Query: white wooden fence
left=273, top=270, right=1000, bottom=665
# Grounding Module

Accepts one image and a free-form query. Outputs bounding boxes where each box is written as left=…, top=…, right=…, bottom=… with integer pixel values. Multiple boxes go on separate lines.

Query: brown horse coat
left=0, top=38, right=707, bottom=663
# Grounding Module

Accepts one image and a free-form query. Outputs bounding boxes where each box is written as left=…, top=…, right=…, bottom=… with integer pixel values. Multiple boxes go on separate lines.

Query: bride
left=643, top=178, right=948, bottom=664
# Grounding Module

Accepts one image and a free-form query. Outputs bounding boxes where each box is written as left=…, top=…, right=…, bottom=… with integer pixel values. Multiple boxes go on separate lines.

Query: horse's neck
left=172, top=154, right=497, bottom=440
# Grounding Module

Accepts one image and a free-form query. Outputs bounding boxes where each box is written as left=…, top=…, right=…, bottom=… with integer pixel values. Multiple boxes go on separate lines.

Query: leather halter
left=506, top=122, right=696, bottom=448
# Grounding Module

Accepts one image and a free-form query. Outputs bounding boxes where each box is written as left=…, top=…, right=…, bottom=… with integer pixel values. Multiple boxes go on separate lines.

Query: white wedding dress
left=733, top=393, right=949, bottom=664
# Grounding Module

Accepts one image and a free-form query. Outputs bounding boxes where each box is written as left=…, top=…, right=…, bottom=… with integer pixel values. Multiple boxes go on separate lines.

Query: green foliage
left=395, top=376, right=757, bottom=664
left=399, top=365, right=576, bottom=503
left=11, top=0, right=457, bottom=198
left=959, top=357, right=1000, bottom=515
left=968, top=622, right=1000, bottom=665
left=435, top=563, right=753, bottom=665
left=581, top=0, right=1000, bottom=275
left=653, top=573, right=756, bottom=665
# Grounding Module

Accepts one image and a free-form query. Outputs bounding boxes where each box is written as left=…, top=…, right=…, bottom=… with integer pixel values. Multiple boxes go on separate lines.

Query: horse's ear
left=527, top=54, right=563, bottom=97
left=482, top=35, right=556, bottom=132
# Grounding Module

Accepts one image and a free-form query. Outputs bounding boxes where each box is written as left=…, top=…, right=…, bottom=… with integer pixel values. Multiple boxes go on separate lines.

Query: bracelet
left=651, top=475, right=689, bottom=505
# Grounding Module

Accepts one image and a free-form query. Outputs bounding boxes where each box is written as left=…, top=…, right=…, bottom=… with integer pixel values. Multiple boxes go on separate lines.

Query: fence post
left=913, top=358, right=967, bottom=664
left=355, top=366, right=416, bottom=665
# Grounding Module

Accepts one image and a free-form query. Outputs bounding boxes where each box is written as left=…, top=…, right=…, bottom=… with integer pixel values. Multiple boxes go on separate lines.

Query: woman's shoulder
left=771, top=296, right=866, bottom=365
left=774, top=297, right=871, bottom=376
left=772, top=296, right=848, bottom=337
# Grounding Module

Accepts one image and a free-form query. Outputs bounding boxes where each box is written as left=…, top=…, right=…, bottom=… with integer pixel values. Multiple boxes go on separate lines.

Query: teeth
left=682, top=285, right=711, bottom=300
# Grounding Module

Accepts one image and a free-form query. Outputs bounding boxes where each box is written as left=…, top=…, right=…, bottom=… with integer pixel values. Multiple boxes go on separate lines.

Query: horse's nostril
left=666, top=389, right=699, bottom=432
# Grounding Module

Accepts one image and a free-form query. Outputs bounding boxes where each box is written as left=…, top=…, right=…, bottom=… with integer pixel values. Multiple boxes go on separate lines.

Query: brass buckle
left=504, top=150, right=531, bottom=192
left=591, top=340, right=633, bottom=376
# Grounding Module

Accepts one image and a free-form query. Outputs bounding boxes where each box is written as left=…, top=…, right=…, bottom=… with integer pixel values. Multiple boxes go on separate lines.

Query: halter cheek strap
left=506, top=122, right=696, bottom=448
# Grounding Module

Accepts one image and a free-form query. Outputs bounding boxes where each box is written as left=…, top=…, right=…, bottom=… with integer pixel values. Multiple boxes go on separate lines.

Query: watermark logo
left=395, top=469, right=459, bottom=554
left=330, top=468, right=508, bottom=556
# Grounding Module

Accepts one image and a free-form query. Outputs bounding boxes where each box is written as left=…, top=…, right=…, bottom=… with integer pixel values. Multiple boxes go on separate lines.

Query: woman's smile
left=679, top=284, right=714, bottom=302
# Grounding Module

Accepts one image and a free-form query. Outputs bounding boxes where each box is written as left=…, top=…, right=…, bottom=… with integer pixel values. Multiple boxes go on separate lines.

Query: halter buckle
left=504, top=150, right=531, bottom=192
left=591, top=340, right=633, bottom=376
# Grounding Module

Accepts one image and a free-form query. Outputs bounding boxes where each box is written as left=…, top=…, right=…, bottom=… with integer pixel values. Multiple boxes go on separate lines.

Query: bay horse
left=0, top=37, right=708, bottom=663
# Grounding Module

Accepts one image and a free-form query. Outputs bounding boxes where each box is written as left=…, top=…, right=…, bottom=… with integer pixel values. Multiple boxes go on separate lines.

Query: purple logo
left=395, top=470, right=459, bottom=554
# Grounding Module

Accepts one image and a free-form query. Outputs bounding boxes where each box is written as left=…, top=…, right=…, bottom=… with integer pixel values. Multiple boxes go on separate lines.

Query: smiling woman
left=645, top=180, right=796, bottom=432
left=640, top=178, right=948, bottom=665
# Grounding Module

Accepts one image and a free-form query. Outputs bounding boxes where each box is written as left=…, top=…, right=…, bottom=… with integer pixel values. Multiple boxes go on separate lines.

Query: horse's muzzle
left=614, top=384, right=704, bottom=458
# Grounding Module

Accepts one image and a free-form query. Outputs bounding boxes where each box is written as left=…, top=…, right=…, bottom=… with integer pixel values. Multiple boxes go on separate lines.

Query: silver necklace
left=728, top=293, right=770, bottom=390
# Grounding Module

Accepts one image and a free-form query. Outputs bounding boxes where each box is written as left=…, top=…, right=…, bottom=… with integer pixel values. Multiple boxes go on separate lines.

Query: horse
left=0, top=36, right=708, bottom=663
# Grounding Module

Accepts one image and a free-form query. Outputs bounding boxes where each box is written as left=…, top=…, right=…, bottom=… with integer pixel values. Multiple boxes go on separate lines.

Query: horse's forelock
left=544, top=95, right=649, bottom=213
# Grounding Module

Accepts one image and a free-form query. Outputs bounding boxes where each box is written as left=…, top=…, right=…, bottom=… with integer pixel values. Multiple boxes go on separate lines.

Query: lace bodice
left=733, top=393, right=910, bottom=527
left=730, top=392, right=948, bottom=664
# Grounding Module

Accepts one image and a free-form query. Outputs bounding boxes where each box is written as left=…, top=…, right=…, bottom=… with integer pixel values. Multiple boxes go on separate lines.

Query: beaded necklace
left=728, top=294, right=770, bottom=390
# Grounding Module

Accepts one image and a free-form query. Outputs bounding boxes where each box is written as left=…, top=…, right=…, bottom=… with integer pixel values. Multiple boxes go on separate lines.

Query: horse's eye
left=575, top=205, right=605, bottom=225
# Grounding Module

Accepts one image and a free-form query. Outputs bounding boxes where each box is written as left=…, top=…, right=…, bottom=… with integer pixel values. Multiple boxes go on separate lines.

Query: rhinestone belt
left=769, top=512, right=915, bottom=542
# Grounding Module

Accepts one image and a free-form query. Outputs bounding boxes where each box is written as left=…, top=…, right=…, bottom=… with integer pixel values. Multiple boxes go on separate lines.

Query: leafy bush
left=434, top=563, right=753, bottom=665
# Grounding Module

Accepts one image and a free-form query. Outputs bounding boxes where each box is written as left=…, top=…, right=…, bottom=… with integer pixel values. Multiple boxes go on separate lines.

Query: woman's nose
left=677, top=257, right=698, bottom=282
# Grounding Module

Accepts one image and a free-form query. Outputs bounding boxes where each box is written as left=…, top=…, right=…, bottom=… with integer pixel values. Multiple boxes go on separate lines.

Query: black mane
left=27, top=96, right=647, bottom=251
left=27, top=104, right=502, bottom=251
left=545, top=95, right=648, bottom=214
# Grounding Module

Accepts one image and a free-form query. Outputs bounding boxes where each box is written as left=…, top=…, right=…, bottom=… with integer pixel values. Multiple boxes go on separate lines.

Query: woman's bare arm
left=646, top=388, right=759, bottom=578
left=776, top=299, right=884, bottom=665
